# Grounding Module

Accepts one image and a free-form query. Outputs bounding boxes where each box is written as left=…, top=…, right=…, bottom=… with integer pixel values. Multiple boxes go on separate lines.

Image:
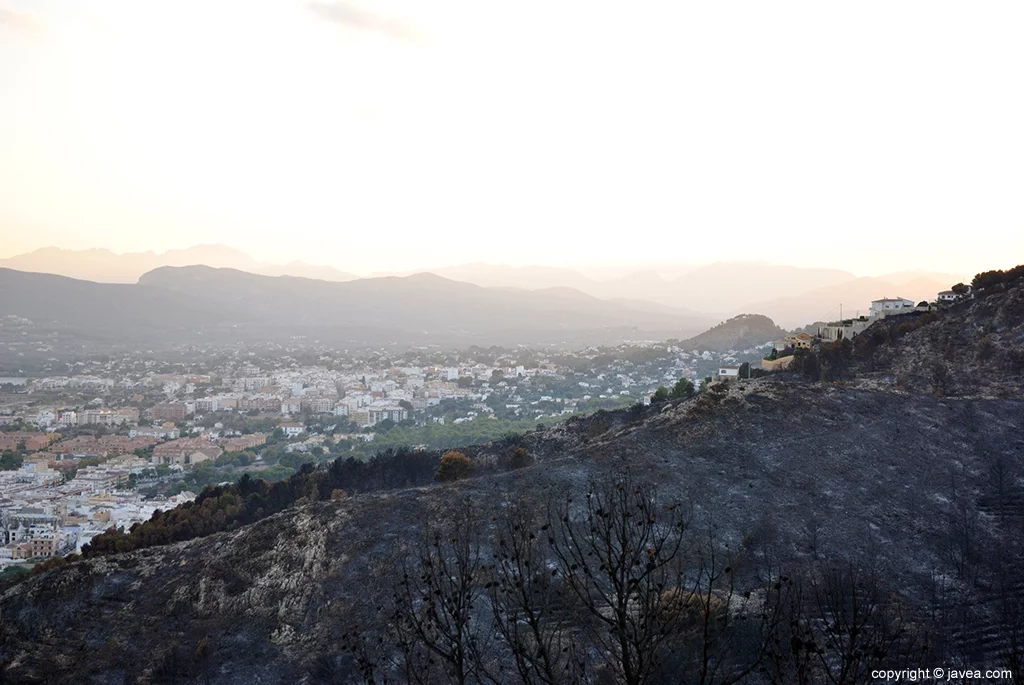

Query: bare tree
left=945, top=467, right=980, bottom=582
left=765, top=565, right=922, bottom=685
left=389, top=506, right=497, bottom=685
left=339, top=621, right=390, bottom=685
left=488, top=503, right=586, bottom=685
left=548, top=476, right=791, bottom=685
left=547, top=475, right=692, bottom=684
left=660, top=528, right=788, bottom=685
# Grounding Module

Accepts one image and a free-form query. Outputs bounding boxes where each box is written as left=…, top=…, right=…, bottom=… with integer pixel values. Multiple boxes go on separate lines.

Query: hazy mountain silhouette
left=391, top=261, right=863, bottom=315
left=0, top=266, right=712, bottom=347
left=663, top=262, right=856, bottom=313
left=877, top=269, right=969, bottom=286
left=137, top=266, right=712, bottom=342
left=0, top=245, right=357, bottom=283
left=745, top=275, right=951, bottom=328
left=1, top=246, right=970, bottom=332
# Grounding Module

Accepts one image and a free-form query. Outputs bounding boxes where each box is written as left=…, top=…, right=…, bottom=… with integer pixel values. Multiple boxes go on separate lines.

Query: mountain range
left=0, top=246, right=967, bottom=328
left=391, top=261, right=957, bottom=321
left=0, top=245, right=357, bottom=284
left=0, top=266, right=715, bottom=350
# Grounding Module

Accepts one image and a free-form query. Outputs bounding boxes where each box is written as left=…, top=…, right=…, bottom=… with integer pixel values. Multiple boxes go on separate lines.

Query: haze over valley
left=0, top=244, right=973, bottom=330
left=2, top=1, right=1024, bottom=683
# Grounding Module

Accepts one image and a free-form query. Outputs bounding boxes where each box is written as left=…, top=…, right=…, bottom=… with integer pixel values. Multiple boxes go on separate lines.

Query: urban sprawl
left=0, top=290, right=970, bottom=570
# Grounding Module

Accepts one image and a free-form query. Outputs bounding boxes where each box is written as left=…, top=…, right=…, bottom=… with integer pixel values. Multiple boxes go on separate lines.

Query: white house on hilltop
left=870, top=297, right=915, bottom=317
left=718, top=366, right=740, bottom=380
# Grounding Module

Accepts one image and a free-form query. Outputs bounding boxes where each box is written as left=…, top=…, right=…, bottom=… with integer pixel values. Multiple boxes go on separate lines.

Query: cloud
left=0, top=8, right=44, bottom=39
left=306, top=2, right=420, bottom=42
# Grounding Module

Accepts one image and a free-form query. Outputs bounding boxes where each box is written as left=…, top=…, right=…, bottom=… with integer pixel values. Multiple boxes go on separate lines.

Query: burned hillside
left=3, top=280, right=1024, bottom=684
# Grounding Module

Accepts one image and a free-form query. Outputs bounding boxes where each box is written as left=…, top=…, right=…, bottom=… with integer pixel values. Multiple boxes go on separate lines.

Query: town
left=0, top=288, right=973, bottom=575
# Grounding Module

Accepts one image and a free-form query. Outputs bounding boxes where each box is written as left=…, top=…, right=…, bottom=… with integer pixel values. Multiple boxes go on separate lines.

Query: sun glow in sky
left=1, top=0, right=1023, bottom=275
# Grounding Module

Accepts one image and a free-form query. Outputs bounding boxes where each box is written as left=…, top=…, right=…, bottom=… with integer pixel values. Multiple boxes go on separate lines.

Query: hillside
left=3, top=277, right=1024, bottom=684
left=2, top=378, right=1022, bottom=683
left=0, top=268, right=225, bottom=341
left=677, top=313, right=786, bottom=352
left=850, top=279, right=1024, bottom=397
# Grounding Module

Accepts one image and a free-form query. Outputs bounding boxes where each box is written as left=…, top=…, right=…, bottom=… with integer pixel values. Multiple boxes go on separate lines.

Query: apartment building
left=81, top=408, right=139, bottom=426
left=152, top=438, right=222, bottom=466
left=221, top=433, right=268, bottom=452
left=151, top=402, right=189, bottom=422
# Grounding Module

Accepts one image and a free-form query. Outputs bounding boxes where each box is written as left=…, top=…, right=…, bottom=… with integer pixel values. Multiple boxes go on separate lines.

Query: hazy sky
left=1, top=1, right=1022, bottom=275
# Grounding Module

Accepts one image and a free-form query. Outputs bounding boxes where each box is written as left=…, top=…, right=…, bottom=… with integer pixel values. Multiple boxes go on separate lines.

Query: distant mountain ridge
left=0, top=266, right=713, bottom=349
left=388, top=261, right=966, bottom=325
left=0, top=245, right=357, bottom=284
left=398, top=261, right=859, bottom=314
left=745, top=275, right=953, bottom=328
left=1, top=246, right=969, bottom=328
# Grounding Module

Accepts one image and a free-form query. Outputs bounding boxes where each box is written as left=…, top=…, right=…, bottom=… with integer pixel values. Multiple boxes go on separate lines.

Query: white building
left=194, top=398, right=219, bottom=413
left=718, top=366, right=740, bottom=380
left=937, top=287, right=972, bottom=303
left=870, top=297, right=915, bottom=317
left=243, top=377, right=271, bottom=391
left=281, top=423, right=305, bottom=437
left=34, top=410, right=56, bottom=428
left=129, top=425, right=179, bottom=440
left=307, top=398, right=335, bottom=414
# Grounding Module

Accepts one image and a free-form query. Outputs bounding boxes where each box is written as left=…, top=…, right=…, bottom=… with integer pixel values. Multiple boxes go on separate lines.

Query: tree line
left=971, top=264, right=1024, bottom=291
left=48, top=443, right=528, bottom=563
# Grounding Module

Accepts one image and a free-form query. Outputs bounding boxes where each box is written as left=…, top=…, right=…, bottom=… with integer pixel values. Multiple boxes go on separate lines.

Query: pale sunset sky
left=1, top=1, right=1022, bottom=275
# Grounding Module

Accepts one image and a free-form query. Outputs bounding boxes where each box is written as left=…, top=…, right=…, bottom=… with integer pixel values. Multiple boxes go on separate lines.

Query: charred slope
left=851, top=282, right=1024, bottom=397
left=2, top=380, right=1024, bottom=683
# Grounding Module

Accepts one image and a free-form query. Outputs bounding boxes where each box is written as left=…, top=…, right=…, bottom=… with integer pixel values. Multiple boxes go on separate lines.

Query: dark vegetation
left=4, top=264, right=1024, bottom=683
left=67, top=444, right=526, bottom=561
left=779, top=263, right=1024, bottom=394
left=341, top=476, right=821, bottom=685
left=4, top=380, right=1024, bottom=683
left=972, top=264, right=1024, bottom=291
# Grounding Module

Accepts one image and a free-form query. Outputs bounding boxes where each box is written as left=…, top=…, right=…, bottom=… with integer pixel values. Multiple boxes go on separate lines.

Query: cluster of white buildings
left=150, top=364, right=550, bottom=428
left=817, top=291, right=969, bottom=343
left=0, top=463, right=194, bottom=567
